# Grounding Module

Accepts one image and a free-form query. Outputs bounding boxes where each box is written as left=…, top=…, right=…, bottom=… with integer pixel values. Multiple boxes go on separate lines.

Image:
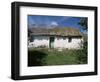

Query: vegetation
left=28, top=48, right=87, bottom=66
left=78, top=18, right=88, bottom=30
left=78, top=17, right=88, bottom=64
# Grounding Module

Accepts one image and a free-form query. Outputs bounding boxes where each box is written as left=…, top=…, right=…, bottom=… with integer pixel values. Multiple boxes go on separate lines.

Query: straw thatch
left=29, top=27, right=82, bottom=36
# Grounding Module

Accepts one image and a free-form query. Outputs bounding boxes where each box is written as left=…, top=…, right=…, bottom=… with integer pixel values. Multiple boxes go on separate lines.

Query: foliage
left=28, top=48, right=87, bottom=66
left=76, top=42, right=87, bottom=64
left=77, top=18, right=88, bottom=64
left=78, top=18, right=88, bottom=30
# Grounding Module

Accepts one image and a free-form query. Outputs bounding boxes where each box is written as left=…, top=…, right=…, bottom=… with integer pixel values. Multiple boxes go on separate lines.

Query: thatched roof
left=29, top=27, right=82, bottom=36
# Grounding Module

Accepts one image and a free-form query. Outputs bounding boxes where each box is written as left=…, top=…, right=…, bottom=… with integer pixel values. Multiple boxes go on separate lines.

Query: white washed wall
left=54, top=37, right=68, bottom=48
left=54, top=37, right=83, bottom=49
left=66, top=38, right=83, bottom=49
left=29, top=36, right=49, bottom=48
left=29, top=36, right=83, bottom=49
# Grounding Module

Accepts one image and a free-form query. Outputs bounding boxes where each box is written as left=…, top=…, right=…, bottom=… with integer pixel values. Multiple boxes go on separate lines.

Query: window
left=63, top=37, right=66, bottom=40
left=68, top=37, right=72, bottom=43
left=30, top=36, right=34, bottom=42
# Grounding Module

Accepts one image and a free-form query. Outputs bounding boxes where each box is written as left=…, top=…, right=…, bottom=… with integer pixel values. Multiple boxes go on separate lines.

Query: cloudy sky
left=28, top=15, right=87, bottom=32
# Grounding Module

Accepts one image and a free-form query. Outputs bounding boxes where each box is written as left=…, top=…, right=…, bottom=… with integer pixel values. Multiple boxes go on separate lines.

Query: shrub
left=76, top=42, right=87, bottom=64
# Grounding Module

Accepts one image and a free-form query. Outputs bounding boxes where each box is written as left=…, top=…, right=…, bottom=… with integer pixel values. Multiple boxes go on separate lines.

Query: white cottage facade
left=28, top=27, right=83, bottom=49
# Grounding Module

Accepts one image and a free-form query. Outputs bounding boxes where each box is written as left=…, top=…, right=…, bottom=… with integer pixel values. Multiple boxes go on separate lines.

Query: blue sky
left=28, top=15, right=87, bottom=32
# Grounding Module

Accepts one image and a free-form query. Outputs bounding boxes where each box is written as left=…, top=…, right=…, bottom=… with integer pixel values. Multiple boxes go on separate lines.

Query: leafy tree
left=78, top=18, right=88, bottom=31
left=77, top=18, right=88, bottom=63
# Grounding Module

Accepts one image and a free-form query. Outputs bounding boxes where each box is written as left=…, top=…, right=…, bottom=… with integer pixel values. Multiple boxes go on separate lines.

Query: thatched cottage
left=28, top=27, right=83, bottom=49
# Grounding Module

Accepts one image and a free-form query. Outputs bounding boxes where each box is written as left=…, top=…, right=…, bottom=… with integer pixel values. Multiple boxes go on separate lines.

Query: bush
left=76, top=42, right=87, bottom=64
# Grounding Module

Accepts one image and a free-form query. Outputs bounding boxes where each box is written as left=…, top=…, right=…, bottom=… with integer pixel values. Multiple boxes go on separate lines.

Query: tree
left=78, top=18, right=88, bottom=31
left=77, top=18, right=88, bottom=64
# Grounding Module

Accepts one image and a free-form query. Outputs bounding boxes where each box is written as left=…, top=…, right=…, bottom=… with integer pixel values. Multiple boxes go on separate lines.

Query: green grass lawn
left=28, top=48, right=87, bottom=66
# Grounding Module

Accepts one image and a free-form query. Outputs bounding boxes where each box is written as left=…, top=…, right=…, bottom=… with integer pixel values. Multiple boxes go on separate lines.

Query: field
left=28, top=48, right=87, bottom=66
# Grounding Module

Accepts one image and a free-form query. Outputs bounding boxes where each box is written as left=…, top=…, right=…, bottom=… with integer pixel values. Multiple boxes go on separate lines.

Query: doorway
left=49, top=37, right=55, bottom=48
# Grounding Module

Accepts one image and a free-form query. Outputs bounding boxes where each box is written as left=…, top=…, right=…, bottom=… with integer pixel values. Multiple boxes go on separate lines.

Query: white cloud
left=50, top=21, right=58, bottom=26
left=47, top=21, right=58, bottom=28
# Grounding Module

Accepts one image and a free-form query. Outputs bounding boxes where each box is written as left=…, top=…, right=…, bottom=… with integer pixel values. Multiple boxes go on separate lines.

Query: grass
left=28, top=48, right=87, bottom=66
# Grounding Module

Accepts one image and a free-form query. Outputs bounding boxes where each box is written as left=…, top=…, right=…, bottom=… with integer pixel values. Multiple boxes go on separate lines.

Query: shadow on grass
left=28, top=50, right=47, bottom=66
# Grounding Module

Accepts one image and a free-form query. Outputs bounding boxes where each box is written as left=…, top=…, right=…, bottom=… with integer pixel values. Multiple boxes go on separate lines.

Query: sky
left=28, top=15, right=87, bottom=33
